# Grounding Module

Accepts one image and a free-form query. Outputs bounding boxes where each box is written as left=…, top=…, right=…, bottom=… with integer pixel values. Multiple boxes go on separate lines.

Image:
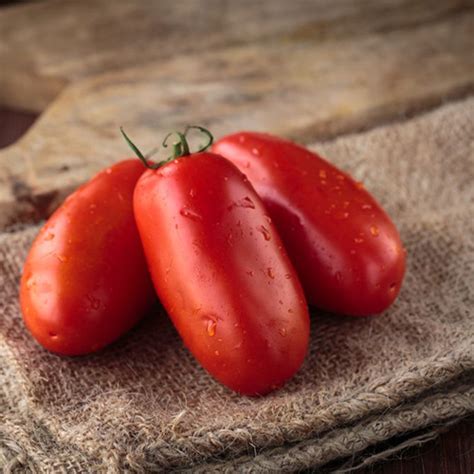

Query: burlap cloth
left=1, top=98, right=473, bottom=473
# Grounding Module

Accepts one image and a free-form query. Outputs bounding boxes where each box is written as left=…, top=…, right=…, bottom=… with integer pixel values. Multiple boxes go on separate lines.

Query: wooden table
left=0, top=1, right=473, bottom=471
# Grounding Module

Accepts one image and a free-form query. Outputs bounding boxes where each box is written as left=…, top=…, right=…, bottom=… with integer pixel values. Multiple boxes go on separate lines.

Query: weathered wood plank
left=0, top=11, right=473, bottom=229
left=0, top=0, right=472, bottom=111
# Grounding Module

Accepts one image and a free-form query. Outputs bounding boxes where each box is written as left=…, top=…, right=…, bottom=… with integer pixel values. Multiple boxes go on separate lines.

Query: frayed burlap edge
left=1, top=354, right=472, bottom=473
left=332, top=418, right=465, bottom=473
left=190, top=379, right=474, bottom=473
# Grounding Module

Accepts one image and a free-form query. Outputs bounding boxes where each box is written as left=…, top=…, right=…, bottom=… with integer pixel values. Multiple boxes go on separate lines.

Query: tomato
left=20, top=160, right=156, bottom=355
left=213, top=132, right=406, bottom=316
left=129, top=128, right=310, bottom=395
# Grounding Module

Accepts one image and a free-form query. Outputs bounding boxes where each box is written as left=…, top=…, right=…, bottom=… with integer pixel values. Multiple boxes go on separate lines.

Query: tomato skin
left=20, top=160, right=156, bottom=355
left=134, top=152, right=309, bottom=395
left=212, top=133, right=406, bottom=316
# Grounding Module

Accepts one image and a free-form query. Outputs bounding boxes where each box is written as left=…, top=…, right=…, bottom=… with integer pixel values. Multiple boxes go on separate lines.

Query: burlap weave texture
left=1, top=98, right=473, bottom=472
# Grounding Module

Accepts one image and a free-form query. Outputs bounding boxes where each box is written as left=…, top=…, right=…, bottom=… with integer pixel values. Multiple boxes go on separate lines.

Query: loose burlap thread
left=1, top=99, right=473, bottom=472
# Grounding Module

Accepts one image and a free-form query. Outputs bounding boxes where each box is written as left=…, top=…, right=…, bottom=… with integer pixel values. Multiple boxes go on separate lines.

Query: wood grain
left=0, top=9, right=473, bottom=228
left=0, top=0, right=472, bottom=111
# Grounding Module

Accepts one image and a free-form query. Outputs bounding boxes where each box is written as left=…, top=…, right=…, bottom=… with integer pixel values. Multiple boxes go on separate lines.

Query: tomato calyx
left=120, top=125, right=214, bottom=170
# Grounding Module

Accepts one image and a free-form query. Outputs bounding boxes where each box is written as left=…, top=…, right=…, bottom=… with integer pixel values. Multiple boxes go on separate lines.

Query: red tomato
left=132, top=132, right=309, bottom=395
left=20, top=160, right=156, bottom=355
left=213, top=132, right=406, bottom=316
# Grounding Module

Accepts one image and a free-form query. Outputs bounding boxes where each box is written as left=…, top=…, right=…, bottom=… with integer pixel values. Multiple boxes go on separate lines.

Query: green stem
left=162, top=131, right=190, bottom=158
left=120, top=125, right=214, bottom=170
left=184, top=125, right=213, bottom=153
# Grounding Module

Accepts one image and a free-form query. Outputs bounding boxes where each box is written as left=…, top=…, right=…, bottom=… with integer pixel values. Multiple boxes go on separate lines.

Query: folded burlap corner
left=1, top=98, right=473, bottom=472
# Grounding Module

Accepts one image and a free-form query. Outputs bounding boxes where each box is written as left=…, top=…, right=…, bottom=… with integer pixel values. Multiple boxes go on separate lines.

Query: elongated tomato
left=134, top=150, right=309, bottom=395
left=213, top=132, right=406, bottom=316
left=20, top=160, right=156, bottom=355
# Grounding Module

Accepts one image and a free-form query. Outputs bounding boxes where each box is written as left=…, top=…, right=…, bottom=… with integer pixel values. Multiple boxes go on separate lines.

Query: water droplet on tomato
left=244, top=161, right=251, bottom=168
left=279, top=328, right=287, bottom=337
left=361, top=204, right=372, bottom=210
left=356, top=181, right=364, bottom=189
left=246, top=270, right=254, bottom=277
left=335, top=272, right=342, bottom=282
left=105, top=168, right=112, bottom=174
left=264, top=215, right=272, bottom=224
left=214, top=350, right=220, bottom=356
left=238, top=135, right=246, bottom=144
left=267, top=267, right=275, bottom=279
left=336, top=174, right=345, bottom=181
left=234, top=341, right=242, bottom=349
left=48, top=332, right=58, bottom=339
left=252, top=147, right=260, bottom=155
left=370, top=225, right=380, bottom=237
left=228, top=196, right=255, bottom=210
left=55, top=254, right=67, bottom=263
left=335, top=211, right=349, bottom=219
left=389, top=282, right=398, bottom=293
left=285, top=273, right=292, bottom=279
left=26, top=277, right=36, bottom=289
left=239, top=197, right=255, bottom=209
left=180, top=207, right=202, bottom=221
left=343, top=201, right=350, bottom=208
left=206, top=319, right=217, bottom=337
left=319, top=169, right=327, bottom=179
left=257, top=225, right=271, bottom=241
left=354, top=237, right=364, bottom=244
left=189, top=188, right=196, bottom=197
left=44, top=232, right=55, bottom=241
